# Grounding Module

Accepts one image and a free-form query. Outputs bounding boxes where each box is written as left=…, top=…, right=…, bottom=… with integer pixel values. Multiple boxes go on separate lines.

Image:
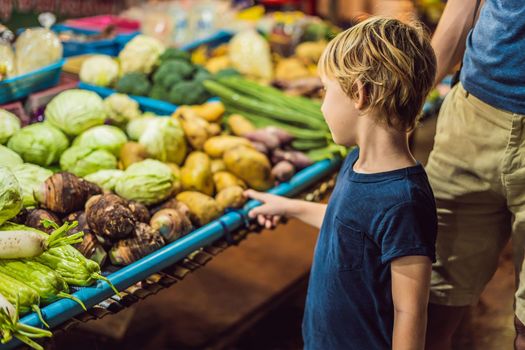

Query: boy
left=246, top=17, right=437, bottom=349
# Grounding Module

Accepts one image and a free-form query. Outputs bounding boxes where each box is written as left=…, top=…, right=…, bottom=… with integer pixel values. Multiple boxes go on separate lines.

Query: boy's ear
left=354, top=80, right=367, bottom=110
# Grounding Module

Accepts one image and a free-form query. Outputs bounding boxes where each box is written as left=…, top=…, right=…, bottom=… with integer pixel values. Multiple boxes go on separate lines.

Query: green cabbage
left=60, top=146, right=117, bottom=177
left=73, top=125, right=128, bottom=156
left=11, top=163, right=53, bottom=207
left=0, top=145, right=23, bottom=169
left=7, top=123, right=69, bottom=166
left=115, top=159, right=174, bottom=205
left=85, top=169, right=124, bottom=191
left=0, top=166, right=22, bottom=225
left=126, top=115, right=156, bottom=141
left=79, top=55, right=119, bottom=87
left=45, top=89, right=107, bottom=136
left=0, top=109, right=21, bottom=144
left=118, top=35, right=165, bottom=75
left=104, top=93, right=142, bottom=125
left=139, top=118, right=187, bottom=165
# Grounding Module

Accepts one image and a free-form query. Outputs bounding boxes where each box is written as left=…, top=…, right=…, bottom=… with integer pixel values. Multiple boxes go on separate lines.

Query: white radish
left=0, top=221, right=84, bottom=259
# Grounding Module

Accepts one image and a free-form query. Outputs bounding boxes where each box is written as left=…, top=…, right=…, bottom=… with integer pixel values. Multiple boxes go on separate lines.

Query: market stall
left=0, top=3, right=450, bottom=350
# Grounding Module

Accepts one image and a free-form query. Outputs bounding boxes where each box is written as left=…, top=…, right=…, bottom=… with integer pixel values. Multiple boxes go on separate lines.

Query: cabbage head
left=139, top=117, right=187, bottom=165
left=126, top=115, right=156, bottom=141
left=60, top=146, right=117, bottom=177
left=7, top=123, right=69, bottom=166
left=73, top=125, right=128, bottom=156
left=118, top=35, right=165, bottom=75
left=104, top=93, right=142, bottom=125
left=0, top=166, right=22, bottom=225
left=45, top=89, right=106, bottom=136
left=0, top=145, right=23, bottom=169
left=79, top=55, right=119, bottom=87
left=115, top=159, right=174, bottom=205
left=11, top=163, right=53, bottom=207
left=85, top=169, right=124, bottom=191
left=0, top=109, right=21, bottom=144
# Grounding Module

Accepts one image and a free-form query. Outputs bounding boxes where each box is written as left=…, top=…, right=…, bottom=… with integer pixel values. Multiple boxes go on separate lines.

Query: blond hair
left=318, top=17, right=436, bottom=131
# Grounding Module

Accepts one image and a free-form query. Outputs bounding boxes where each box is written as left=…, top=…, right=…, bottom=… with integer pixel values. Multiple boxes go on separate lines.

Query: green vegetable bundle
left=203, top=76, right=346, bottom=160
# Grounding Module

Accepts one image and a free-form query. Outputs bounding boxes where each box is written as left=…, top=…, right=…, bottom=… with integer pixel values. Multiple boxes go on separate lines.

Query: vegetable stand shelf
left=0, top=157, right=340, bottom=350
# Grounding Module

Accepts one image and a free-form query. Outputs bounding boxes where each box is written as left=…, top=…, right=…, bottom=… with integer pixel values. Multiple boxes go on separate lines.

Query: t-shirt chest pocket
left=330, top=217, right=365, bottom=271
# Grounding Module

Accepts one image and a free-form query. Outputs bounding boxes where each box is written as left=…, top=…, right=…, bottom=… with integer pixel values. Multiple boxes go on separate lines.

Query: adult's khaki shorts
left=426, top=83, right=525, bottom=322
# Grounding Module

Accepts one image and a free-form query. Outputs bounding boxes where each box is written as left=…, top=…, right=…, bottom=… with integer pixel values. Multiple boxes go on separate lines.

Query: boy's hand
left=244, top=190, right=294, bottom=229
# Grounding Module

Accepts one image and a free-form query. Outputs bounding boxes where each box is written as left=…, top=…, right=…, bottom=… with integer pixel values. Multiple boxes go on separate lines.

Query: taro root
left=85, top=194, right=135, bottom=240
left=75, top=232, right=108, bottom=267
left=35, top=172, right=102, bottom=214
left=25, top=209, right=62, bottom=234
left=11, top=208, right=29, bottom=225
left=271, top=160, right=296, bottom=182
left=109, top=223, right=165, bottom=266
left=150, top=198, right=191, bottom=217
left=150, top=208, right=193, bottom=243
left=128, top=201, right=150, bottom=223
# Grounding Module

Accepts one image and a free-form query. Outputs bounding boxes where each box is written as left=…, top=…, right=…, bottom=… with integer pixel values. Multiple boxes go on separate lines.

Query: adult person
left=425, top=1, right=525, bottom=349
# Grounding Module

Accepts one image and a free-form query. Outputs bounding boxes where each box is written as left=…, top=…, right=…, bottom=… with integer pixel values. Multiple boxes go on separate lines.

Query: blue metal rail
left=0, top=157, right=341, bottom=349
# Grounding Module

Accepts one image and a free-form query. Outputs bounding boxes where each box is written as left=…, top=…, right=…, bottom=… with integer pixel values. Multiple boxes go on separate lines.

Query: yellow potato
left=215, top=186, right=246, bottom=210
left=210, top=159, right=226, bottom=174
left=213, top=171, right=247, bottom=192
left=192, top=101, right=225, bottom=122
left=176, top=191, right=222, bottom=226
left=227, top=114, right=256, bottom=136
left=223, top=146, right=274, bottom=191
left=203, top=135, right=253, bottom=158
left=180, top=152, right=214, bottom=196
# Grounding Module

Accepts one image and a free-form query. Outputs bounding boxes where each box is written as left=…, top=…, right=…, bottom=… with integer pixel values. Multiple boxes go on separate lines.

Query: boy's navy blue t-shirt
left=302, top=148, right=437, bottom=350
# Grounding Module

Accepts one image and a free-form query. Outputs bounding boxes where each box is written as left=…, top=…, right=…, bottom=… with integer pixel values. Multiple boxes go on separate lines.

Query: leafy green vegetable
left=152, top=60, right=194, bottom=90
left=7, top=123, right=69, bottom=166
left=84, top=169, right=124, bottom=191
left=115, top=72, right=151, bottom=96
left=79, top=55, right=119, bottom=87
left=115, top=159, right=174, bottom=205
left=0, top=166, right=22, bottom=225
left=60, top=146, right=117, bottom=177
left=11, top=163, right=53, bottom=207
left=104, top=93, right=142, bottom=125
left=159, top=47, right=191, bottom=63
left=73, top=125, right=127, bottom=156
left=0, top=145, right=23, bottom=169
left=169, top=80, right=210, bottom=105
left=118, top=35, right=165, bottom=75
left=139, top=117, right=187, bottom=164
left=0, top=109, right=21, bottom=144
left=126, top=116, right=157, bottom=141
left=45, top=89, right=107, bottom=136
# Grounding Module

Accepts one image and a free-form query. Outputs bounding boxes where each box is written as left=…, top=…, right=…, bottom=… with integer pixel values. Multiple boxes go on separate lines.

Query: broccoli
left=149, top=85, right=170, bottom=101
left=214, top=68, right=241, bottom=80
left=168, top=80, right=210, bottom=105
left=159, top=48, right=191, bottom=63
left=193, top=66, right=213, bottom=82
left=152, top=59, right=195, bottom=90
left=115, top=72, right=151, bottom=96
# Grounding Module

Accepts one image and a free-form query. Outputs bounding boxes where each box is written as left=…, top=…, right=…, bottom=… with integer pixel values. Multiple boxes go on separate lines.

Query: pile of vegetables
left=203, top=76, right=346, bottom=161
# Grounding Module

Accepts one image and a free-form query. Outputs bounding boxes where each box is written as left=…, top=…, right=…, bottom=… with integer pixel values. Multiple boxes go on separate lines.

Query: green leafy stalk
left=56, top=292, right=86, bottom=311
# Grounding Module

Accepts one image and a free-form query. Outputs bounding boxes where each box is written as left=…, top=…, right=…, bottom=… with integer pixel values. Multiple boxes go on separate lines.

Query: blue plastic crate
left=52, top=24, right=139, bottom=57
left=0, top=59, right=65, bottom=104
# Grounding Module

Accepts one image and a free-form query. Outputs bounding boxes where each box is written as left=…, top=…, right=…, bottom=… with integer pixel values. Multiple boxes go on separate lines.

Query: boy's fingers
left=257, top=215, right=266, bottom=226
left=265, top=219, right=273, bottom=229
left=248, top=204, right=273, bottom=218
left=244, top=189, right=271, bottom=203
left=272, top=216, right=280, bottom=226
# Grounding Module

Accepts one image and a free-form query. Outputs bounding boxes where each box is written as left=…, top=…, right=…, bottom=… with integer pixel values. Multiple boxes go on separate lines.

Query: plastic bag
left=14, top=28, right=63, bottom=75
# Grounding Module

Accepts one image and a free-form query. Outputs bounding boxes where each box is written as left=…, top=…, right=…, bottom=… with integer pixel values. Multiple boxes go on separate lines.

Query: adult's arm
left=432, top=0, right=484, bottom=85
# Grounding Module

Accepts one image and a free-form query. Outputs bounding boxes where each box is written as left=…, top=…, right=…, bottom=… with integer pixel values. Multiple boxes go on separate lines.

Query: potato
left=203, top=135, right=253, bottom=158
left=176, top=191, right=222, bottom=226
left=213, top=171, right=246, bottom=192
left=176, top=107, right=213, bottom=150
left=227, top=114, right=256, bottom=136
left=180, top=152, right=214, bottom=196
left=216, top=186, right=246, bottom=210
left=192, top=101, right=225, bottom=122
left=120, top=142, right=148, bottom=169
left=223, top=146, right=274, bottom=191
left=210, top=159, right=226, bottom=173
